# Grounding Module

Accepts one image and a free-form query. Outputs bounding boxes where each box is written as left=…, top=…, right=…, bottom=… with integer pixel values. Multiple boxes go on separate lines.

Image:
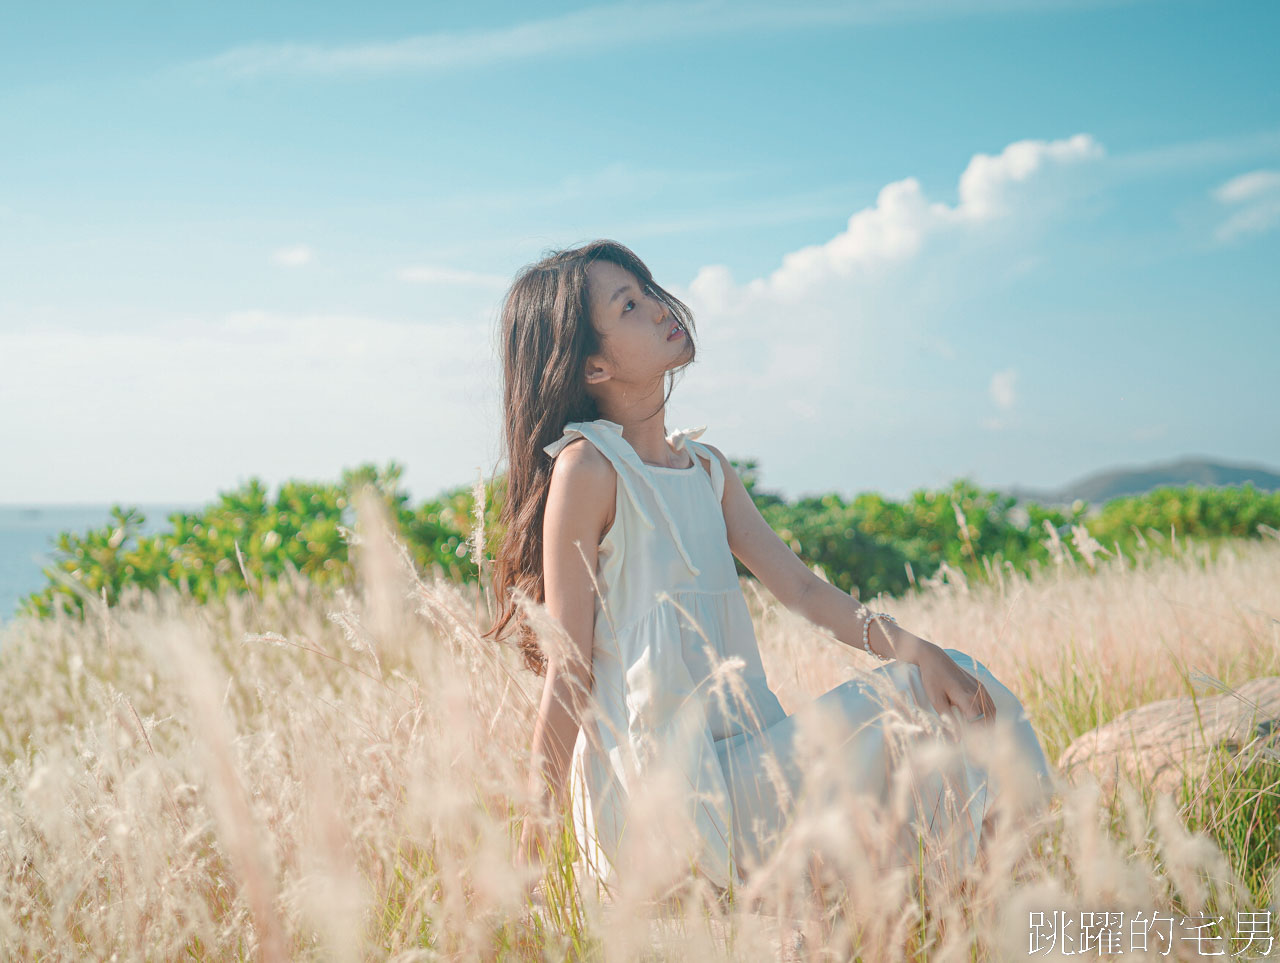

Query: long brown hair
left=486, top=240, right=697, bottom=675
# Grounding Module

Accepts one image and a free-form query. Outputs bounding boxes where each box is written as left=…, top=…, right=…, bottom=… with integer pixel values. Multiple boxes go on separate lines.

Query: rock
left=1057, top=677, right=1280, bottom=796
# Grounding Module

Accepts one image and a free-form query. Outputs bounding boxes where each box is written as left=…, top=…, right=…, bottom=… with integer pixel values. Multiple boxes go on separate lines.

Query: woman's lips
left=667, top=323, right=684, bottom=341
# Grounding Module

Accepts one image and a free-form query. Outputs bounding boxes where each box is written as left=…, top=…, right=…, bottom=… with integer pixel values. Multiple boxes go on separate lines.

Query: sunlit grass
left=1, top=492, right=1278, bottom=960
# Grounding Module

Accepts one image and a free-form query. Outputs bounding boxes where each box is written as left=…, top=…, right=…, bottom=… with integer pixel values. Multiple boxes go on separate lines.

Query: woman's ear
left=584, top=354, right=611, bottom=385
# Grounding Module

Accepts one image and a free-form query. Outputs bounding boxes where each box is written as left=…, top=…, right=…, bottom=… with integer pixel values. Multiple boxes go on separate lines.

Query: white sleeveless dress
left=544, top=418, right=1056, bottom=891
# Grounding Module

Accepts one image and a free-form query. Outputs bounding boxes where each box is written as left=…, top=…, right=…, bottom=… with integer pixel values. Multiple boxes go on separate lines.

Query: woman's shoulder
left=550, top=434, right=614, bottom=478
left=547, top=436, right=616, bottom=504
left=545, top=437, right=617, bottom=542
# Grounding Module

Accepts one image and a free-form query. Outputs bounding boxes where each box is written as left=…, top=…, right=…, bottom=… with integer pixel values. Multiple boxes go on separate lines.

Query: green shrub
left=19, top=462, right=501, bottom=621
left=20, top=461, right=1278, bottom=622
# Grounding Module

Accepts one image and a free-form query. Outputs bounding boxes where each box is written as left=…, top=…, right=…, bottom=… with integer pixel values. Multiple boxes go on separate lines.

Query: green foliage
left=20, top=462, right=504, bottom=622
left=736, top=466, right=1089, bottom=598
left=1089, top=482, right=1280, bottom=543
left=20, top=459, right=1280, bottom=623
left=736, top=472, right=1280, bottom=600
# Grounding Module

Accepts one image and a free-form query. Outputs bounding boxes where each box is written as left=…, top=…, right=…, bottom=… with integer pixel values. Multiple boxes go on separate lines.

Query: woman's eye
left=623, top=299, right=635, bottom=312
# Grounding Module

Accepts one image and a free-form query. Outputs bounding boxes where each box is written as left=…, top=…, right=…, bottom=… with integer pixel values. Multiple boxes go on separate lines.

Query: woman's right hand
left=915, top=641, right=997, bottom=728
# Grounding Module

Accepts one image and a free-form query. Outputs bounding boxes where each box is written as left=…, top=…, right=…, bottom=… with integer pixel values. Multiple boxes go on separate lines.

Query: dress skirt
left=711, top=648, right=1058, bottom=879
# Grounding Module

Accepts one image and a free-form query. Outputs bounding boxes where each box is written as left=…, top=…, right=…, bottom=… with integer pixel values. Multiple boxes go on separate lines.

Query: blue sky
left=1, top=0, right=1277, bottom=505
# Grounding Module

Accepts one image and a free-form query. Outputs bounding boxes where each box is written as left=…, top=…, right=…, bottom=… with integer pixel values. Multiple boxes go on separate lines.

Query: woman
left=486, top=238, right=1057, bottom=893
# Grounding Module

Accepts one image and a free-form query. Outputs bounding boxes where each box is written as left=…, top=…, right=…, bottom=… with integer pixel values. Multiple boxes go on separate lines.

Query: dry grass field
left=2, top=494, right=1277, bottom=961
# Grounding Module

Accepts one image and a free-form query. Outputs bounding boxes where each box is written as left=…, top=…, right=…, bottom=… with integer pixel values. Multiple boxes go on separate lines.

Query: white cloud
left=666, top=133, right=1105, bottom=493
left=0, top=311, right=498, bottom=503
left=397, top=265, right=509, bottom=287
left=955, top=133, right=1104, bottom=220
left=0, top=132, right=1118, bottom=503
left=1210, top=169, right=1280, bottom=204
left=272, top=244, right=313, bottom=267
left=183, top=0, right=1154, bottom=79
left=687, top=133, right=1103, bottom=310
left=1106, top=127, right=1280, bottom=177
left=989, top=368, right=1017, bottom=409
left=1211, top=169, right=1280, bottom=242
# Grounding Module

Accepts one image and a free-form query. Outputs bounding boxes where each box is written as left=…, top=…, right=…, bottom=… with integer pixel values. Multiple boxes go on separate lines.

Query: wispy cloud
left=1210, top=169, right=1280, bottom=242
left=1107, top=127, right=1280, bottom=177
left=0, top=311, right=496, bottom=502
left=989, top=368, right=1017, bottom=409
left=397, top=265, right=509, bottom=287
left=686, top=133, right=1103, bottom=307
left=981, top=369, right=1018, bottom=430
left=183, top=0, right=1155, bottom=80
left=1213, top=169, right=1280, bottom=204
left=272, top=244, right=313, bottom=267
left=668, top=133, right=1105, bottom=473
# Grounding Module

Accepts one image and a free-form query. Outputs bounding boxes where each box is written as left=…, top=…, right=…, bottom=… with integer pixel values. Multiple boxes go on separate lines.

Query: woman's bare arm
left=707, top=444, right=997, bottom=722
left=522, top=438, right=616, bottom=856
left=699, top=442, right=927, bottom=664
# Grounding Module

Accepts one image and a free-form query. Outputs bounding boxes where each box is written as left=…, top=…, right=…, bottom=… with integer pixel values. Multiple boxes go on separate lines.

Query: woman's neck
left=594, top=386, right=683, bottom=468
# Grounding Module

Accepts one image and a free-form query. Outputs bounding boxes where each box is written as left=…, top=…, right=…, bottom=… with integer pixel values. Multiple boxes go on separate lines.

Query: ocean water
left=0, top=504, right=198, bottom=626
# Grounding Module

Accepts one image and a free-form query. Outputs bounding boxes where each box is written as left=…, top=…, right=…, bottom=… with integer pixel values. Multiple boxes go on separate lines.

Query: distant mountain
left=1004, top=457, right=1280, bottom=509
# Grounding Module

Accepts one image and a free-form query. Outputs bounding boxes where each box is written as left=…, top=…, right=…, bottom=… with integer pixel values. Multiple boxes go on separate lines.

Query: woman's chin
left=669, top=341, right=694, bottom=366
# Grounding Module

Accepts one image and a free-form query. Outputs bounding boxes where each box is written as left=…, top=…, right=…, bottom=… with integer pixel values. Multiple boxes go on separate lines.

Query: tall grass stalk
left=1, top=504, right=1277, bottom=959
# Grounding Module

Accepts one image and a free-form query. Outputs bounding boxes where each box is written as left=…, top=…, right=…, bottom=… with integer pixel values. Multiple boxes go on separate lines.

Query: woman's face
left=583, top=260, right=690, bottom=390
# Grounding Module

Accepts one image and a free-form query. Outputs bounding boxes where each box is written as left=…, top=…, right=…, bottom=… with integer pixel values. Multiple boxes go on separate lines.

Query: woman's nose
left=654, top=300, right=669, bottom=324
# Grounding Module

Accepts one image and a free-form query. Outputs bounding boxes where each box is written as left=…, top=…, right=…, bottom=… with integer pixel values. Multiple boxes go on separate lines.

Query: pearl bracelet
left=862, top=612, right=898, bottom=661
